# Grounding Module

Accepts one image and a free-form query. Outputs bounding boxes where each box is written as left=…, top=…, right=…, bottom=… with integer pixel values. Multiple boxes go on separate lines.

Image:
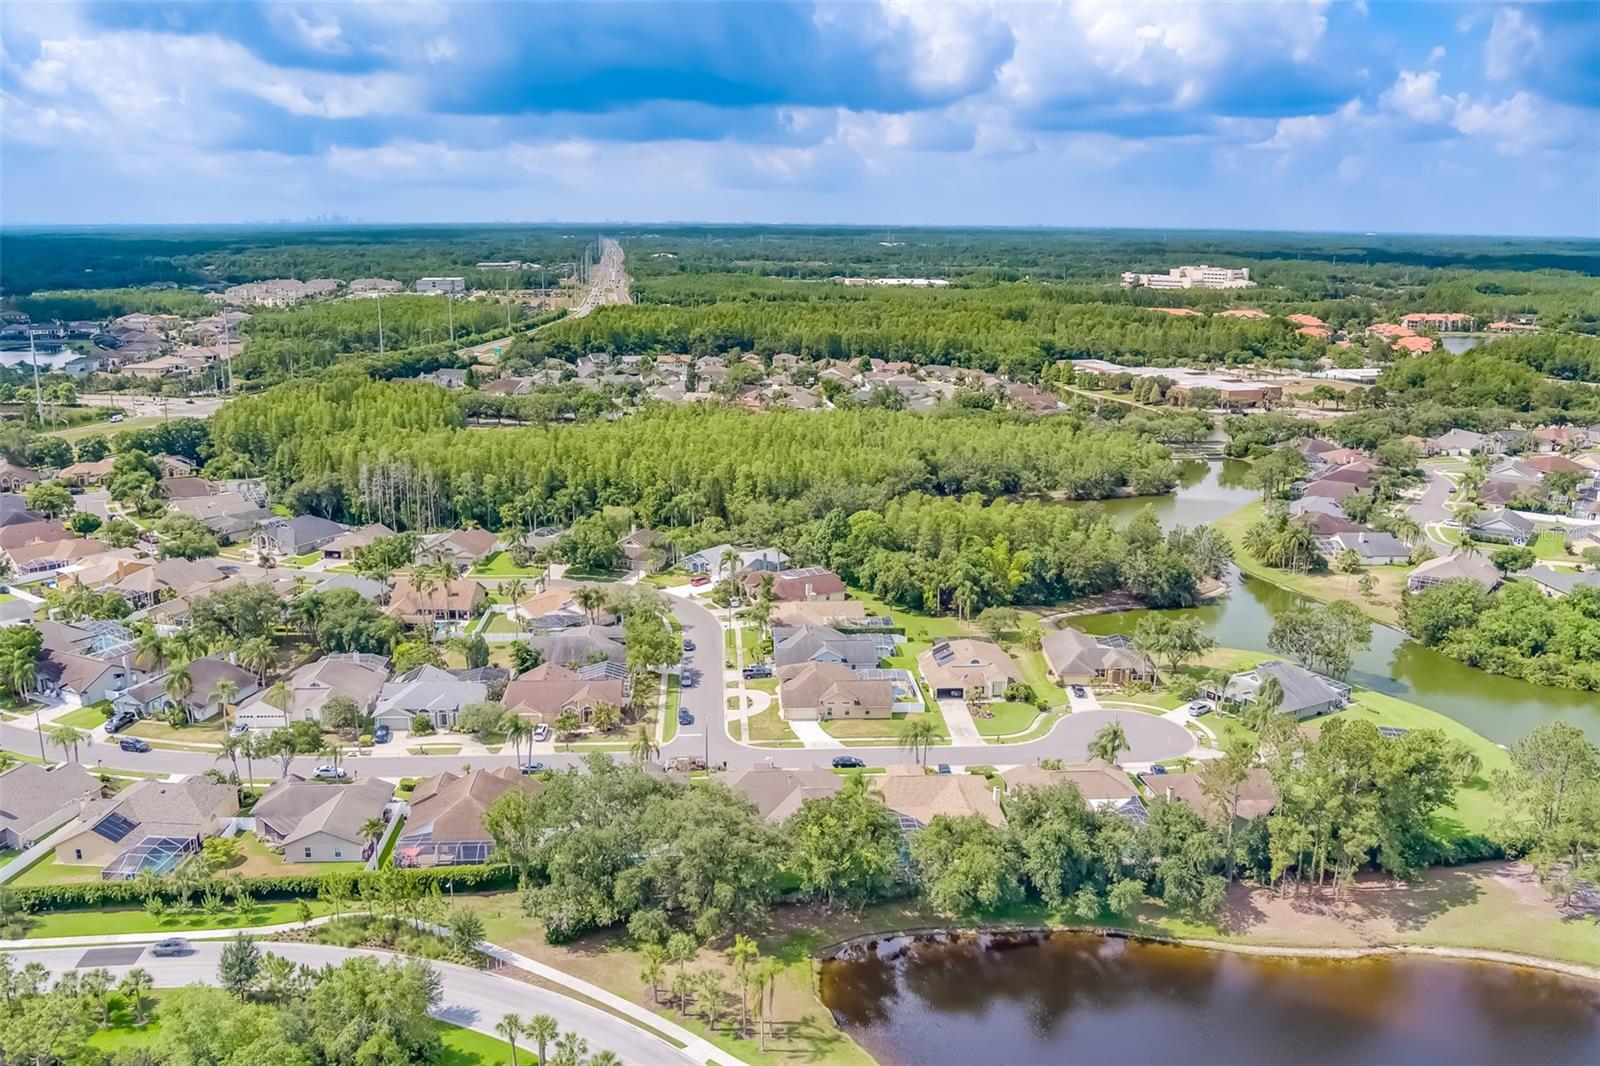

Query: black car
left=831, top=755, right=865, bottom=769
left=678, top=708, right=694, bottom=726
left=1070, top=685, right=1088, bottom=699
left=119, top=737, right=151, bottom=753
left=682, top=637, right=696, bottom=652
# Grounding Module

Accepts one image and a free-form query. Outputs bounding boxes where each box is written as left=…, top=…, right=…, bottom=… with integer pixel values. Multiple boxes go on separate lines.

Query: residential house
left=525, top=625, right=628, bottom=669
left=1149, top=768, right=1280, bottom=828
left=373, top=665, right=488, bottom=732
left=253, top=515, right=346, bottom=558
left=1468, top=508, right=1535, bottom=545
left=772, top=625, right=883, bottom=670
left=168, top=493, right=274, bottom=543
left=1315, top=531, right=1411, bottom=566
left=395, top=767, right=540, bottom=866
left=1000, top=761, right=1147, bottom=822
left=8, top=537, right=109, bottom=575
left=418, top=529, right=500, bottom=572
left=113, top=655, right=258, bottom=724
left=918, top=638, right=1021, bottom=700
left=320, top=523, right=395, bottom=561
left=1040, top=628, right=1156, bottom=686
left=872, top=768, right=1006, bottom=830
left=741, top=566, right=845, bottom=602
left=421, top=369, right=469, bottom=389
left=0, top=519, right=72, bottom=566
left=53, top=777, right=238, bottom=879
left=1531, top=426, right=1588, bottom=452
left=1427, top=429, right=1487, bottom=456
left=1407, top=551, right=1504, bottom=593
left=513, top=586, right=597, bottom=630
left=35, top=631, right=132, bottom=706
left=253, top=776, right=394, bottom=863
left=768, top=600, right=873, bottom=628
left=1203, top=661, right=1350, bottom=720
left=681, top=544, right=790, bottom=582
left=617, top=528, right=669, bottom=572
left=233, top=653, right=388, bottom=730
left=0, top=763, right=102, bottom=850
left=776, top=661, right=893, bottom=722
left=1299, top=479, right=1358, bottom=502
left=385, top=577, right=487, bottom=628
left=57, top=459, right=116, bottom=487
left=502, top=662, right=625, bottom=727
left=715, top=768, right=842, bottom=823
left=1522, top=567, right=1600, bottom=599
left=0, top=461, right=41, bottom=493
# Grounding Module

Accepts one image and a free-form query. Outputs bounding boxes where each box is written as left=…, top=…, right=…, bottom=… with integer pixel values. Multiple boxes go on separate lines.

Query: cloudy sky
left=3, top=1, right=1597, bottom=235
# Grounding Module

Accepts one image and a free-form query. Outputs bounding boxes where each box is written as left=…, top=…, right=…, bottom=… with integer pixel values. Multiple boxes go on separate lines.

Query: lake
left=1067, top=461, right=1600, bottom=745
left=820, top=933, right=1600, bottom=1066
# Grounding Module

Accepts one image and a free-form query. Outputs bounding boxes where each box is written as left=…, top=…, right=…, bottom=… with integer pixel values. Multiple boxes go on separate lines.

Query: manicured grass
left=22, top=899, right=336, bottom=939
left=662, top=674, right=681, bottom=743
left=437, top=1020, right=521, bottom=1065
left=470, top=551, right=548, bottom=578
left=1215, top=501, right=1409, bottom=627
left=847, top=587, right=971, bottom=640
left=747, top=704, right=799, bottom=743
left=220, top=833, right=366, bottom=876
left=9, top=850, right=103, bottom=887
left=56, top=704, right=110, bottom=730
left=643, top=571, right=692, bottom=588
left=378, top=815, right=405, bottom=867
left=409, top=744, right=463, bottom=755
left=821, top=712, right=949, bottom=741
left=971, top=700, right=1044, bottom=737
left=1013, top=649, right=1068, bottom=707
left=126, top=716, right=225, bottom=743
left=483, top=611, right=521, bottom=635
left=286, top=551, right=322, bottom=567
left=1529, top=528, right=1577, bottom=562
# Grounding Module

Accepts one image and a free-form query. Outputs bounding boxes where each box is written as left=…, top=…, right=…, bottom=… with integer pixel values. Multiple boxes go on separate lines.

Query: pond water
left=1067, top=458, right=1258, bottom=528
left=1068, top=461, right=1600, bottom=746
left=820, top=933, right=1600, bottom=1066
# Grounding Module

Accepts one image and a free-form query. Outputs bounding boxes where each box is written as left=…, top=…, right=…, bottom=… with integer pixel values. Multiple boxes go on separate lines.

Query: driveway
left=790, top=720, right=843, bottom=748
left=1065, top=686, right=1104, bottom=712
left=12, top=940, right=696, bottom=1066
left=936, top=698, right=986, bottom=746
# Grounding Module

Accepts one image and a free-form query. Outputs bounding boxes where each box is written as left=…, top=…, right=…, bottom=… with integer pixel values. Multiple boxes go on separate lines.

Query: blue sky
left=2, top=1, right=1597, bottom=235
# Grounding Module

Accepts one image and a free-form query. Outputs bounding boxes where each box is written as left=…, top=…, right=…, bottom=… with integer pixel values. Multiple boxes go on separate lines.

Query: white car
left=312, top=765, right=349, bottom=780
left=533, top=724, right=551, bottom=742
left=1184, top=700, right=1214, bottom=717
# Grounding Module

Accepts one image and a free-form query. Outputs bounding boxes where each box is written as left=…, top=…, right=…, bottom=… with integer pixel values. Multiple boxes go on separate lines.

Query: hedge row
left=11, top=863, right=516, bottom=911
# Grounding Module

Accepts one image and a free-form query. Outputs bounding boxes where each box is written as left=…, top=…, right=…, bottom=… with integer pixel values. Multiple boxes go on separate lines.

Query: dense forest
left=210, top=380, right=1180, bottom=529
left=1401, top=582, right=1600, bottom=691
left=7, top=287, right=216, bottom=321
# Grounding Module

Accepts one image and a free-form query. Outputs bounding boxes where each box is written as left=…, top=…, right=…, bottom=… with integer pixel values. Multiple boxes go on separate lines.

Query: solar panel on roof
left=930, top=644, right=954, bottom=665
left=91, top=811, right=138, bottom=843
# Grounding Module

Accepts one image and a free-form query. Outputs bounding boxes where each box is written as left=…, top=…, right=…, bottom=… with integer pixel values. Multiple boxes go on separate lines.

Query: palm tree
left=1087, top=719, right=1129, bottom=765
left=168, top=628, right=208, bottom=664
left=573, top=585, right=607, bottom=623
left=504, top=715, right=533, bottom=764
left=119, top=968, right=153, bottom=1026
left=265, top=681, right=293, bottom=724
left=698, top=971, right=728, bottom=1031
left=163, top=663, right=194, bottom=722
left=752, top=956, right=783, bottom=1052
left=629, top=723, right=658, bottom=766
left=1245, top=674, right=1285, bottom=731
left=47, top=723, right=82, bottom=763
left=210, top=678, right=239, bottom=730
left=523, top=1014, right=559, bottom=1066
left=552, top=1032, right=587, bottom=1066
left=497, top=1014, right=525, bottom=1066
left=898, top=716, right=939, bottom=766
left=639, top=944, right=666, bottom=1004
left=80, top=967, right=112, bottom=1028
left=320, top=740, right=345, bottom=772
left=134, top=629, right=169, bottom=673
left=726, top=933, right=760, bottom=1037
left=240, top=731, right=259, bottom=786
left=360, top=817, right=386, bottom=855
left=216, top=733, right=247, bottom=783
left=239, top=637, right=276, bottom=683
left=503, top=578, right=528, bottom=609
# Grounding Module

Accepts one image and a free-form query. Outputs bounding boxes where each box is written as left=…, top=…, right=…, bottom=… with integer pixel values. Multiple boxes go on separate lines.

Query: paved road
left=1409, top=464, right=1460, bottom=551
left=0, top=594, right=1194, bottom=780
left=458, top=236, right=630, bottom=363
left=11, top=940, right=694, bottom=1065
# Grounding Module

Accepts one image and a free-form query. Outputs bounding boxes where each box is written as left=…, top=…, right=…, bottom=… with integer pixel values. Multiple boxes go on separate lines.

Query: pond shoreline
left=814, top=922, right=1600, bottom=985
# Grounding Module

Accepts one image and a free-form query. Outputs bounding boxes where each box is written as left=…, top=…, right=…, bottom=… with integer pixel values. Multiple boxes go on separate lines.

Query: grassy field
left=747, top=704, right=799, bottom=743
left=971, top=700, right=1043, bottom=737
left=1214, top=501, right=1410, bottom=627
left=56, top=704, right=109, bottom=730
left=471, top=551, right=547, bottom=578
left=126, top=716, right=225, bottom=744
left=21, top=899, right=337, bottom=939
left=482, top=611, right=521, bottom=635
left=218, top=833, right=367, bottom=876
left=47, top=414, right=156, bottom=441
left=1014, top=649, right=1069, bottom=707
left=10, top=850, right=104, bottom=887
left=847, top=587, right=971, bottom=640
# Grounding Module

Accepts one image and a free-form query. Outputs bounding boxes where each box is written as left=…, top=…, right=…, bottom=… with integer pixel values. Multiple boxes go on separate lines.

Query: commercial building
left=415, top=277, right=467, bottom=294
left=1120, top=265, right=1255, bottom=290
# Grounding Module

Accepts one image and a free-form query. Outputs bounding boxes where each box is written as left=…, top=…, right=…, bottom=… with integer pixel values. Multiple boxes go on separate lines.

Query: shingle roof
left=0, top=763, right=101, bottom=839
left=254, top=777, right=393, bottom=846
left=872, top=773, right=1005, bottom=828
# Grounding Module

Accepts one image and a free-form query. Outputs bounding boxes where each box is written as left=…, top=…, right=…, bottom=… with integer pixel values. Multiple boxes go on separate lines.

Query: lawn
left=126, top=716, right=225, bottom=744
left=286, top=551, right=322, bottom=567
left=378, top=815, right=405, bottom=867
left=662, top=674, right=681, bottom=743
left=482, top=611, right=522, bottom=635
left=21, top=899, right=336, bottom=940
left=409, top=744, right=463, bottom=756
left=971, top=700, right=1044, bottom=737
left=821, top=711, right=949, bottom=741
left=1014, top=649, right=1068, bottom=707
left=470, top=551, right=548, bottom=578
left=217, top=833, right=367, bottom=877
left=746, top=704, right=799, bottom=743
left=847, top=587, right=971, bottom=640
left=9, top=850, right=104, bottom=887
left=56, top=703, right=111, bottom=730
left=1529, top=528, right=1577, bottom=562
left=1214, top=501, right=1410, bottom=627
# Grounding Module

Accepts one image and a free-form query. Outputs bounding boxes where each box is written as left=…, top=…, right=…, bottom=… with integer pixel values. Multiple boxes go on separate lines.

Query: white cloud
left=1451, top=90, right=1541, bottom=150
left=1261, top=113, right=1332, bottom=150
left=1485, top=8, right=1540, bottom=80
left=1381, top=70, right=1453, bottom=123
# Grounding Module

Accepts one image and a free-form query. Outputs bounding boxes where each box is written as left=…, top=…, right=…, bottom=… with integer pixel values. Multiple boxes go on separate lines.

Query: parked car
left=742, top=664, right=773, bottom=680
left=729, top=597, right=744, bottom=608
left=373, top=724, right=392, bottom=744
left=682, top=637, right=696, bottom=652
left=831, top=755, right=865, bottom=769
left=313, top=766, right=349, bottom=780
left=103, top=712, right=136, bottom=735
left=1147, top=764, right=1168, bottom=776
left=533, top=724, right=551, bottom=742
left=1184, top=700, right=1213, bottom=717
left=118, top=737, right=151, bottom=753
left=678, top=708, right=694, bottom=726
left=149, top=937, right=190, bottom=957
left=936, top=763, right=951, bottom=775
left=681, top=673, right=696, bottom=688
left=519, top=762, right=547, bottom=775
left=228, top=723, right=249, bottom=737
left=1070, top=685, right=1088, bottom=699
left=689, top=575, right=711, bottom=587
left=108, top=413, right=124, bottom=424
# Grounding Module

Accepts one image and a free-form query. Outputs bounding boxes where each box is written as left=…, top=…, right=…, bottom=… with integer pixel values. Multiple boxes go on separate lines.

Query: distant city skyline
left=2, top=2, right=1597, bottom=236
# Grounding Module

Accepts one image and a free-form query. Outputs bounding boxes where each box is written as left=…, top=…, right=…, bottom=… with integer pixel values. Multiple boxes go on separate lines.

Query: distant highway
left=459, top=236, right=629, bottom=362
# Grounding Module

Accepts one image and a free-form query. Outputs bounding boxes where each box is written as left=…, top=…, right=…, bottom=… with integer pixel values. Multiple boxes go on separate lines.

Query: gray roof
left=772, top=625, right=882, bottom=669
left=76, top=776, right=233, bottom=839
left=0, top=763, right=101, bottom=839
left=1472, top=508, right=1535, bottom=533
left=253, top=776, right=393, bottom=846
left=1323, top=531, right=1409, bottom=559
left=1409, top=551, right=1503, bottom=590
left=1223, top=661, right=1348, bottom=715
left=376, top=665, right=487, bottom=716
left=714, top=767, right=842, bottom=822
left=527, top=625, right=626, bottom=667
left=1524, top=567, right=1600, bottom=596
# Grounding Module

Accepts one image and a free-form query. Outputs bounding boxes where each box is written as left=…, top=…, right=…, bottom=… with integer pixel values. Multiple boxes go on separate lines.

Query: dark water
left=820, top=934, right=1600, bottom=1066
left=1068, top=460, right=1600, bottom=746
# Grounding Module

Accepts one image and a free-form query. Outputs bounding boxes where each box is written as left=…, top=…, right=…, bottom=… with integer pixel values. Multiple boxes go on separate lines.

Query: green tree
left=524, top=1013, right=560, bottom=1066
left=1087, top=719, right=1130, bottom=765
left=898, top=715, right=939, bottom=765
left=218, top=933, right=261, bottom=999
left=909, top=814, right=1022, bottom=914
left=782, top=775, right=902, bottom=907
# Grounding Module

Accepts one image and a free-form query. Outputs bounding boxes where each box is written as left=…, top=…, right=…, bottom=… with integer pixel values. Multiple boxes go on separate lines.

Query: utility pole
left=446, top=292, right=455, bottom=344
left=28, top=330, right=44, bottom=425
